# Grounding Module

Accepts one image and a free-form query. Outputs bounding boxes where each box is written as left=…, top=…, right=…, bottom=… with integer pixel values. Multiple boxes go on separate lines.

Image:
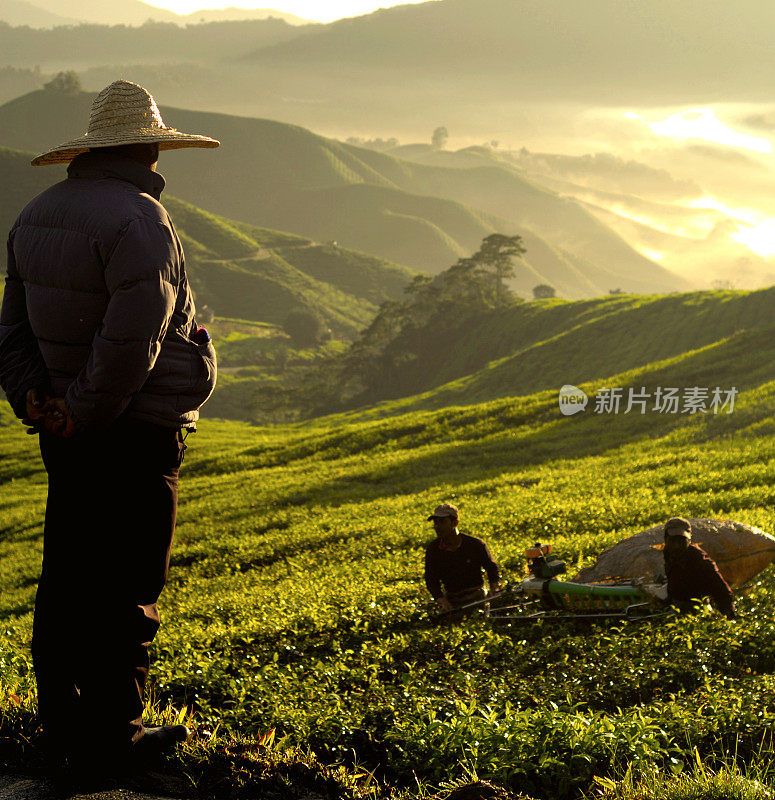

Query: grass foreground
left=2, top=327, right=775, bottom=798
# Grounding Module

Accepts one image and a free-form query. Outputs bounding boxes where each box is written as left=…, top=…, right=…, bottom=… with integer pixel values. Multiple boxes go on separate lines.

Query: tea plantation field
left=2, top=355, right=775, bottom=798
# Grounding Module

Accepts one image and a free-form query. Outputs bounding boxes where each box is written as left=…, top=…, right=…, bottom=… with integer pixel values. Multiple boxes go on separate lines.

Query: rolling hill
left=244, top=0, right=775, bottom=103
left=354, top=287, right=775, bottom=414
left=164, top=196, right=411, bottom=335
left=186, top=284, right=775, bottom=425
left=0, top=146, right=414, bottom=337
left=0, top=89, right=686, bottom=297
left=0, top=18, right=307, bottom=64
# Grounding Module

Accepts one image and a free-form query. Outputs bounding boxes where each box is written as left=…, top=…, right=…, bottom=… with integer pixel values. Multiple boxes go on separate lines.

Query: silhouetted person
left=663, top=517, right=737, bottom=619
left=424, top=503, right=500, bottom=613
left=0, top=80, right=219, bottom=782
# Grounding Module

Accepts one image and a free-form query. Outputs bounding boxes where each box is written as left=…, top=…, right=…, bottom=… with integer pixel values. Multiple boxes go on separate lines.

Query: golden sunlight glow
left=732, top=220, right=775, bottom=257
left=623, top=109, right=773, bottom=154
left=690, top=197, right=775, bottom=257
left=602, top=195, right=775, bottom=259
left=640, top=248, right=665, bottom=262
left=606, top=204, right=717, bottom=239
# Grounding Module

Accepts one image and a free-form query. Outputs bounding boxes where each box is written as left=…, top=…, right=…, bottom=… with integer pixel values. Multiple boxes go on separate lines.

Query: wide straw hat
left=31, top=79, right=219, bottom=166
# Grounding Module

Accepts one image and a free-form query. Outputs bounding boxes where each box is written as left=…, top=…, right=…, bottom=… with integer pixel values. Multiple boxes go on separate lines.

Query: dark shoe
left=61, top=738, right=131, bottom=788
left=134, top=724, right=191, bottom=757
left=55, top=761, right=127, bottom=796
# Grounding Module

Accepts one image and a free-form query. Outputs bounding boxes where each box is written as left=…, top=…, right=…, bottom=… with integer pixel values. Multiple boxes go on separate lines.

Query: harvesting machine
left=437, top=543, right=668, bottom=623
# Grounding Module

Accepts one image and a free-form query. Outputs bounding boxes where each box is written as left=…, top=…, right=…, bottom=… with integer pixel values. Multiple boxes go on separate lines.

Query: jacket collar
left=67, top=150, right=166, bottom=200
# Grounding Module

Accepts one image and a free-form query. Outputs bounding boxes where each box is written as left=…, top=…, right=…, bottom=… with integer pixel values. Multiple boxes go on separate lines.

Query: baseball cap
left=427, top=503, right=459, bottom=521
left=664, top=516, right=692, bottom=539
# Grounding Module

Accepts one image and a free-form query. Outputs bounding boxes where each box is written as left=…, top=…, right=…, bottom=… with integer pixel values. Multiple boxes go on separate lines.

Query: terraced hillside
left=0, top=147, right=414, bottom=337
left=0, top=90, right=684, bottom=295
left=2, top=298, right=775, bottom=797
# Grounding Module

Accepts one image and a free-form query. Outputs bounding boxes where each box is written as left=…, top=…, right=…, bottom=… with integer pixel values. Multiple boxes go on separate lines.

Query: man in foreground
left=424, top=503, right=501, bottom=613
left=0, top=80, right=219, bottom=779
left=663, top=516, right=737, bottom=619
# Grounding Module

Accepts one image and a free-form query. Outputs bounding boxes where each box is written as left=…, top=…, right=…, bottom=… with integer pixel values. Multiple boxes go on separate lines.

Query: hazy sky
left=144, top=0, right=430, bottom=22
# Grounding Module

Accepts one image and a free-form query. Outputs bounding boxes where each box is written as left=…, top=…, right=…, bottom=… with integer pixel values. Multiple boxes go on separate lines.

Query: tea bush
left=2, top=359, right=775, bottom=798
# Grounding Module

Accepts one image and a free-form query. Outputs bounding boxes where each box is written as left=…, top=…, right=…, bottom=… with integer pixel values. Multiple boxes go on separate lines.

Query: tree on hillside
left=337, top=234, right=526, bottom=403
left=43, top=71, right=82, bottom=94
left=431, top=126, right=448, bottom=149
left=532, top=284, right=556, bottom=299
left=454, top=234, right=526, bottom=307
left=282, top=308, right=329, bottom=348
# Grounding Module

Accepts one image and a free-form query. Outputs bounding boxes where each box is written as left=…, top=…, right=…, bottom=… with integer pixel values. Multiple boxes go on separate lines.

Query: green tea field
left=2, top=327, right=775, bottom=798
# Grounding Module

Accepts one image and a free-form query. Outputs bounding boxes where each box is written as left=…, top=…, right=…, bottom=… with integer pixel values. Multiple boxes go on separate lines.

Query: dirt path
left=199, top=248, right=268, bottom=265
left=200, top=242, right=321, bottom=266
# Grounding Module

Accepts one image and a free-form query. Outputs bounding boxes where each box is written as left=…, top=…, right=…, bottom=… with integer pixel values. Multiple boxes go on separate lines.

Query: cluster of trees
left=43, top=71, right=81, bottom=94
left=241, top=234, right=588, bottom=416
left=282, top=308, right=331, bottom=348
left=345, top=136, right=399, bottom=151
left=336, top=234, right=525, bottom=403
left=532, top=284, right=555, bottom=299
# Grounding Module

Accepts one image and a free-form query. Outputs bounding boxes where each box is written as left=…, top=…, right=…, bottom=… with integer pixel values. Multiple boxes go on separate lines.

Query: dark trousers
left=32, top=418, right=184, bottom=763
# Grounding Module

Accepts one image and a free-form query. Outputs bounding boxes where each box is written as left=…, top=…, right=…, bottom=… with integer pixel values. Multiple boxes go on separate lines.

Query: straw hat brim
left=31, top=128, right=220, bottom=166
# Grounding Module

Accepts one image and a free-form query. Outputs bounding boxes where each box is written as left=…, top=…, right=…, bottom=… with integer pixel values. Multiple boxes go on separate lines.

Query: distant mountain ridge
left=0, top=89, right=686, bottom=297
left=27, top=0, right=179, bottom=24
left=244, top=0, right=775, bottom=102
left=176, top=7, right=309, bottom=25
left=0, top=0, right=311, bottom=26
left=0, top=18, right=307, bottom=64
left=0, top=0, right=78, bottom=27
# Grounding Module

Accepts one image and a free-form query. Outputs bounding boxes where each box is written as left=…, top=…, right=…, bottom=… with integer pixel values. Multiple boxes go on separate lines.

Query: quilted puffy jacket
left=0, top=150, right=216, bottom=430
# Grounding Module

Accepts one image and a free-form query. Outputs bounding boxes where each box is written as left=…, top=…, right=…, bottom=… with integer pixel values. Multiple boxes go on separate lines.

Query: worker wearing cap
left=424, top=503, right=500, bottom=612
left=663, top=517, right=737, bottom=619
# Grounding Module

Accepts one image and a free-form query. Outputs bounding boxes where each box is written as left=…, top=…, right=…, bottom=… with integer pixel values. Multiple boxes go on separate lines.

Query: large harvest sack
left=573, top=518, right=775, bottom=588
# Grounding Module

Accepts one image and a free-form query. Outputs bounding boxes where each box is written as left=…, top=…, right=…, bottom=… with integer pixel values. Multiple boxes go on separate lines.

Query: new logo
left=558, top=384, right=588, bottom=416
